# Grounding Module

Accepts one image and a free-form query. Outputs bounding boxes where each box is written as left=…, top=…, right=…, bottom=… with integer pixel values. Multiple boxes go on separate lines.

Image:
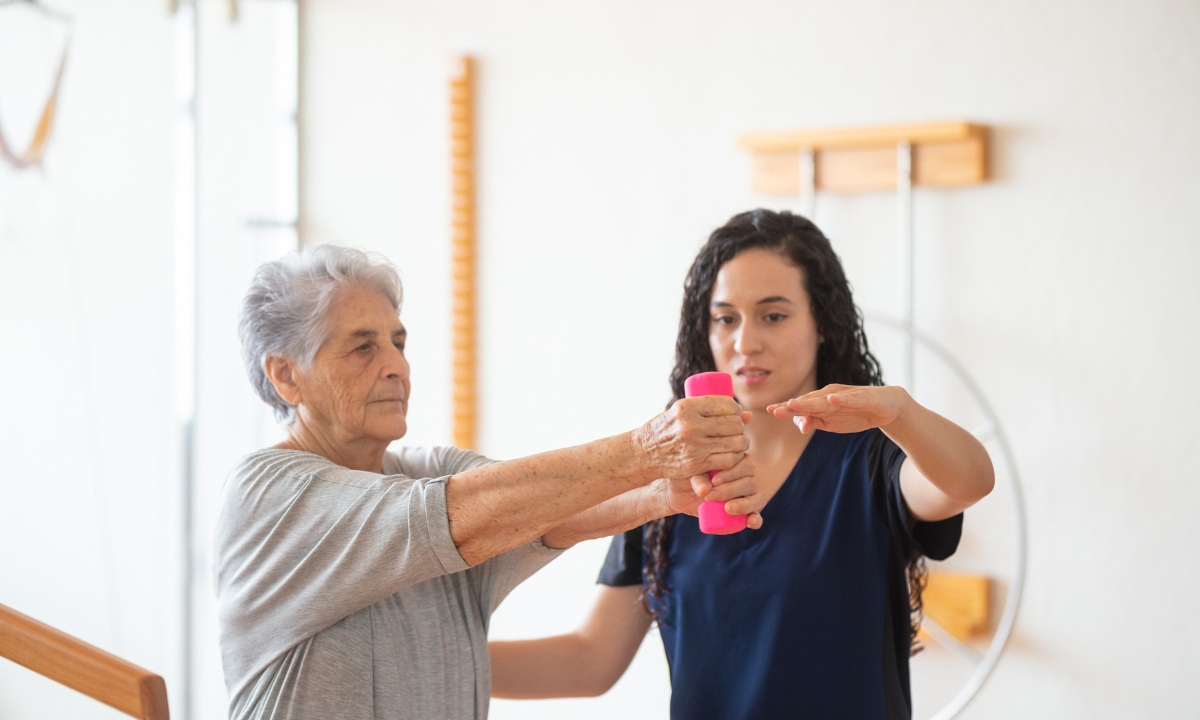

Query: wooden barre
left=0, top=602, right=169, bottom=720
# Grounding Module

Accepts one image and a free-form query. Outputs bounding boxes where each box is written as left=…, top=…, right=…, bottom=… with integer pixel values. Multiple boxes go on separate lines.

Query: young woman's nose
left=733, top=322, right=763, bottom=356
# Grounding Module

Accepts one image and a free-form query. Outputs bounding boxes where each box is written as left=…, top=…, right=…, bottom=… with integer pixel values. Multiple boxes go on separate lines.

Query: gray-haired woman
left=213, top=245, right=765, bottom=720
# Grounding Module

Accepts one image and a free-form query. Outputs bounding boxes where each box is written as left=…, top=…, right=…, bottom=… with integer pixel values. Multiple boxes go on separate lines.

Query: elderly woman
left=213, top=245, right=765, bottom=720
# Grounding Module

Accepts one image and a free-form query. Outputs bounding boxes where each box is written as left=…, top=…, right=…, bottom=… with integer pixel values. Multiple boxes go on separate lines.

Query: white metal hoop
left=864, top=312, right=1028, bottom=720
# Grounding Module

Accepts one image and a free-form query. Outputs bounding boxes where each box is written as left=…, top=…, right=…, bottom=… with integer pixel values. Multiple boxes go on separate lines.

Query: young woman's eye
left=712, top=315, right=737, bottom=326
left=765, top=312, right=788, bottom=323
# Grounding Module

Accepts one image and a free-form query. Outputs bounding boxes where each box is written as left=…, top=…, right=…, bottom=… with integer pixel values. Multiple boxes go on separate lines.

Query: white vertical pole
left=800, top=147, right=816, bottom=219
left=896, top=140, right=914, bottom=391
left=171, top=2, right=199, bottom=717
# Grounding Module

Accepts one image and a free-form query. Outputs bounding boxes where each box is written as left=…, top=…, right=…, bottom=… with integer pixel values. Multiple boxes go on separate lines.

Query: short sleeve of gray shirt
left=213, top=446, right=563, bottom=720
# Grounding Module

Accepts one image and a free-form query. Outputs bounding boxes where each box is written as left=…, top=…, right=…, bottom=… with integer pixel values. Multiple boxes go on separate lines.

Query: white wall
left=299, top=1, right=1200, bottom=718
left=0, top=2, right=182, bottom=718
left=0, top=3, right=298, bottom=719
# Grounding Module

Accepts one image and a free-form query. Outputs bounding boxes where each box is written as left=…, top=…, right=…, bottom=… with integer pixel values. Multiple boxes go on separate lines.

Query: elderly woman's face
left=295, top=286, right=411, bottom=443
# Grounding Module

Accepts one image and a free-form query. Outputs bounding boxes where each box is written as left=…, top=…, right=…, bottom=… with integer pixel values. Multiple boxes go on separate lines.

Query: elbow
left=456, top=539, right=489, bottom=568
left=577, top=675, right=619, bottom=698
left=958, top=458, right=995, bottom=506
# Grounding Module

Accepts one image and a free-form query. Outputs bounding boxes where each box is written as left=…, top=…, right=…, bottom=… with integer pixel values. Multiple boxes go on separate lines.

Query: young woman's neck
left=745, top=407, right=811, bottom=462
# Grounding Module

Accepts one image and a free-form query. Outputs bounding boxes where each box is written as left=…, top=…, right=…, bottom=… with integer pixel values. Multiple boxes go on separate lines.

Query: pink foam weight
left=699, top=500, right=748, bottom=535
left=684, top=371, right=748, bottom=535
left=684, top=371, right=734, bottom=399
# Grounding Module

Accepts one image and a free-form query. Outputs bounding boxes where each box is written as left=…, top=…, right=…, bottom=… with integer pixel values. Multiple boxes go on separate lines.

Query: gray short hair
left=239, top=244, right=403, bottom=423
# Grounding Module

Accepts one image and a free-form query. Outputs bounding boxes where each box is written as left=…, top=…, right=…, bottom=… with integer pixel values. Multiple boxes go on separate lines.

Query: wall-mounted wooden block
left=740, top=121, right=988, bottom=195
left=920, top=570, right=991, bottom=641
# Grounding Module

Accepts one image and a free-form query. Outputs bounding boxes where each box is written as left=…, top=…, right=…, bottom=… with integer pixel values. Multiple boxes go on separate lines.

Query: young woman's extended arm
left=767, top=385, right=994, bottom=521
left=490, top=585, right=652, bottom=699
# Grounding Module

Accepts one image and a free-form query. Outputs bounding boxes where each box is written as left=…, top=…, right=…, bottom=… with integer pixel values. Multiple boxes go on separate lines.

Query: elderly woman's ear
left=264, top=355, right=303, bottom=407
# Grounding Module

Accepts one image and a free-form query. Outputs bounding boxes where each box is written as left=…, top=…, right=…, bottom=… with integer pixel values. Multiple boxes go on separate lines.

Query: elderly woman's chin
left=366, top=402, right=408, bottom=441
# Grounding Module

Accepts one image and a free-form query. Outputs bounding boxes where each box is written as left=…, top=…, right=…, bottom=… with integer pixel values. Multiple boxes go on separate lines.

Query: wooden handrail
left=0, top=602, right=169, bottom=720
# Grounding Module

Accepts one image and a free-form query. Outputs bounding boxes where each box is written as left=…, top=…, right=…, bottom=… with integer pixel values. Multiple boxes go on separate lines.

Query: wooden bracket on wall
left=738, top=121, right=988, bottom=194
left=921, top=570, right=992, bottom=642
left=449, top=55, right=477, bottom=450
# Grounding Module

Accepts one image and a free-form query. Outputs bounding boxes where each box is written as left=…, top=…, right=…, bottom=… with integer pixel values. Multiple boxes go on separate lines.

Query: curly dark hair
left=643, top=208, right=928, bottom=655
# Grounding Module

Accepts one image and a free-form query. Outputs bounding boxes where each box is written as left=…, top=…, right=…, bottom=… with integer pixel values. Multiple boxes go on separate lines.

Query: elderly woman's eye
left=356, top=343, right=372, bottom=352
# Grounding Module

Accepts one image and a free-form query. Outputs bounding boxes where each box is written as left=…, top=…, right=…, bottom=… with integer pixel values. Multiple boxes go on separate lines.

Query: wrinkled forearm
left=446, top=432, right=659, bottom=565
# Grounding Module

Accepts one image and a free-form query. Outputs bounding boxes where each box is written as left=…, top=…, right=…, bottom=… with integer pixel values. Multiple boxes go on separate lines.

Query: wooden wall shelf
left=738, top=121, right=988, bottom=194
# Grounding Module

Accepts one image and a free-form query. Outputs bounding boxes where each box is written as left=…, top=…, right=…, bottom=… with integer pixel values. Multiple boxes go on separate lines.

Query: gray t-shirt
left=213, top=446, right=562, bottom=720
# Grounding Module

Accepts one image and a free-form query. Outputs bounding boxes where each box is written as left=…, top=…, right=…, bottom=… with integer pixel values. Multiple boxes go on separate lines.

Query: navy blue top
left=598, top=429, right=963, bottom=720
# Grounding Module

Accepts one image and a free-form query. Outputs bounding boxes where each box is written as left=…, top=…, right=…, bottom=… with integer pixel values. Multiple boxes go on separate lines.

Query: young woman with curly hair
left=489, top=209, right=995, bottom=720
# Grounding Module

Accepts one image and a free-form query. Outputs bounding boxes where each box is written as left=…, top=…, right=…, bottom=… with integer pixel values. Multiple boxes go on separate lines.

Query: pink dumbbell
left=684, top=371, right=749, bottom=535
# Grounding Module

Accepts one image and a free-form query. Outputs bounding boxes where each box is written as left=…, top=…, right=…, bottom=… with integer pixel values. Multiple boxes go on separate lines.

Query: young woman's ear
left=264, top=355, right=303, bottom=407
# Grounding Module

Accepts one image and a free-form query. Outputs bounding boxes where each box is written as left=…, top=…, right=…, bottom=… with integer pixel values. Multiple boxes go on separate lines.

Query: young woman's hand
left=654, top=453, right=765, bottom=529
left=766, top=384, right=910, bottom=434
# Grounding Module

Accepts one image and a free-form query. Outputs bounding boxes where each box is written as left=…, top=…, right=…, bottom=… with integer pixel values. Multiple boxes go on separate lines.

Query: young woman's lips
left=736, top=367, right=770, bottom=386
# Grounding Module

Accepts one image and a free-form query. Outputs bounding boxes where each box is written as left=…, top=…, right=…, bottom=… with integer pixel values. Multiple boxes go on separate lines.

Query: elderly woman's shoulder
left=224, top=445, right=495, bottom=492
left=228, top=447, right=357, bottom=488
left=385, top=445, right=495, bottom=480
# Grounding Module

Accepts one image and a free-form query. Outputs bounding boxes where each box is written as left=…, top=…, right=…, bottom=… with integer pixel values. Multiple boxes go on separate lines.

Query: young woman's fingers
left=723, top=491, right=767, bottom=516
left=707, top=478, right=762, bottom=506
left=709, top=454, right=756, bottom=486
left=786, top=395, right=838, bottom=415
left=793, top=416, right=813, bottom=434
left=703, top=450, right=747, bottom=474
left=826, top=391, right=870, bottom=409
left=745, top=512, right=763, bottom=530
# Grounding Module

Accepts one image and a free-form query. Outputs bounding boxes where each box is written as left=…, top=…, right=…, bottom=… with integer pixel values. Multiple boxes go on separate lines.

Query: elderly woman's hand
left=632, top=396, right=752, bottom=480
left=655, top=453, right=764, bottom=529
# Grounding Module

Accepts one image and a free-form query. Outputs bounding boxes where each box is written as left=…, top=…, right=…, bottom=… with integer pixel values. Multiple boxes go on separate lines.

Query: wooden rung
left=739, top=121, right=988, bottom=194
left=920, top=570, right=991, bottom=642
left=0, top=602, right=169, bottom=720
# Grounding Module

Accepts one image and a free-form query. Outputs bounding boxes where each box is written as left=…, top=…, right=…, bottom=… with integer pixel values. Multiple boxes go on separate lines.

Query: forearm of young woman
left=490, top=585, right=651, bottom=698
left=542, top=453, right=763, bottom=549
left=884, top=395, right=995, bottom=521
left=540, top=483, right=668, bottom=549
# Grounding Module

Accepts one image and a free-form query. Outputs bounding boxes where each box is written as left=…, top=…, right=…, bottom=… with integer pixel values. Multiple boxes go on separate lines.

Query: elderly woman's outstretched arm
left=445, top=395, right=752, bottom=566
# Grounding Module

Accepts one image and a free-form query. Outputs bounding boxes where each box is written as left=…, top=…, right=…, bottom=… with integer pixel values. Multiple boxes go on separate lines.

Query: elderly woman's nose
left=382, top=342, right=410, bottom=378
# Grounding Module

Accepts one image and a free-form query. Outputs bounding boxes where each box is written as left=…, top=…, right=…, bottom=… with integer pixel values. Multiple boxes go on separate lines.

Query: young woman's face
left=708, top=248, right=822, bottom=411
